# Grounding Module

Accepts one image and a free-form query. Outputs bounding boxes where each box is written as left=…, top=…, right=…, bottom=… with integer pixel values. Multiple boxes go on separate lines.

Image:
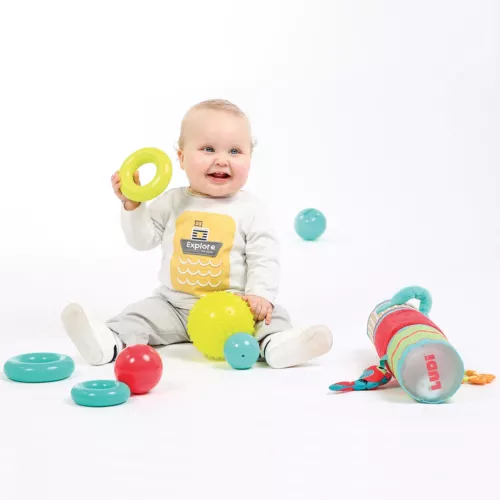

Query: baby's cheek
left=195, top=163, right=208, bottom=175
left=233, top=160, right=250, bottom=176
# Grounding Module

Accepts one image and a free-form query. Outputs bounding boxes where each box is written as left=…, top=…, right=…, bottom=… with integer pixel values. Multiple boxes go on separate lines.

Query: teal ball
left=224, top=333, right=260, bottom=370
left=295, top=208, right=326, bottom=241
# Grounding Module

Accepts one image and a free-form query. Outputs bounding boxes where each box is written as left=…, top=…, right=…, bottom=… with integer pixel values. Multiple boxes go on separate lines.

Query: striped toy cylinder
left=367, top=287, right=464, bottom=403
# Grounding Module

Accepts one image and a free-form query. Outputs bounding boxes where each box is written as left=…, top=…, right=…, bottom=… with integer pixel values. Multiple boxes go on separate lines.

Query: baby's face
left=178, top=109, right=252, bottom=197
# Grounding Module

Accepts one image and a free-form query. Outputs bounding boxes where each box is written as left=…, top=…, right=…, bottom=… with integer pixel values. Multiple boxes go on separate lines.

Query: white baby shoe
left=261, top=325, right=333, bottom=369
left=61, top=303, right=123, bottom=365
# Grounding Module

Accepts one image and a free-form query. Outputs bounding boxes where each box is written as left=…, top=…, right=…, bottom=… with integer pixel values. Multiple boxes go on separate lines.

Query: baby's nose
left=215, top=154, right=229, bottom=166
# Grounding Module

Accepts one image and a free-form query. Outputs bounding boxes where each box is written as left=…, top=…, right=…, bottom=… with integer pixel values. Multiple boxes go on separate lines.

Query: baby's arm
left=244, top=203, right=280, bottom=306
left=120, top=192, right=171, bottom=251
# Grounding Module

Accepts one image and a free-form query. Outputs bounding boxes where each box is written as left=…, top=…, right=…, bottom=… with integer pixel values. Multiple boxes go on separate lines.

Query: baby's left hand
left=241, top=295, right=273, bottom=325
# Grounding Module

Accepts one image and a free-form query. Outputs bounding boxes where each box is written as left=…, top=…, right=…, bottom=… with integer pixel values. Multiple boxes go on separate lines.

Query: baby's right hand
left=111, top=171, right=141, bottom=211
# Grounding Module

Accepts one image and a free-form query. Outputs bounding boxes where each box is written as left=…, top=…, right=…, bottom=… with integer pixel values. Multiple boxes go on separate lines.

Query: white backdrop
left=1, top=1, right=499, bottom=499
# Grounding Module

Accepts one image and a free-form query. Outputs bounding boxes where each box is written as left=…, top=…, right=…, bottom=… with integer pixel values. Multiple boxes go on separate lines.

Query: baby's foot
left=262, top=325, right=333, bottom=369
left=61, top=303, right=122, bottom=365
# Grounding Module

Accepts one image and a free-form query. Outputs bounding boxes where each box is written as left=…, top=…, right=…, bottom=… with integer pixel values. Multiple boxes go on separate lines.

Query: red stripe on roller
left=374, top=309, right=445, bottom=359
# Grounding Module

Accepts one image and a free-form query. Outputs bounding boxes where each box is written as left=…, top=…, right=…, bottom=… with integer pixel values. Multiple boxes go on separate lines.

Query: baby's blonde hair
left=177, top=99, right=254, bottom=151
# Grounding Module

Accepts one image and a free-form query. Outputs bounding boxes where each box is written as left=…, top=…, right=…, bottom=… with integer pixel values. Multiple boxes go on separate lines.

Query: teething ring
left=3, top=352, right=75, bottom=383
left=119, top=147, right=172, bottom=202
left=71, top=379, right=131, bottom=407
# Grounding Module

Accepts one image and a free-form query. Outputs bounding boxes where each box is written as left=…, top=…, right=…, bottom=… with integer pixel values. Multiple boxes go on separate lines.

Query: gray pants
left=106, top=292, right=292, bottom=348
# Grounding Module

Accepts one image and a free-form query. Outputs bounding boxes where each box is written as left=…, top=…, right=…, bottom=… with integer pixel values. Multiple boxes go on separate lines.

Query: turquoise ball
left=294, top=208, right=326, bottom=241
left=224, top=333, right=260, bottom=370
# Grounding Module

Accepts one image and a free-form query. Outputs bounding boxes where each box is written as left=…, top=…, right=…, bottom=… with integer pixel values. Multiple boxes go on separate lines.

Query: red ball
left=114, top=345, right=163, bottom=394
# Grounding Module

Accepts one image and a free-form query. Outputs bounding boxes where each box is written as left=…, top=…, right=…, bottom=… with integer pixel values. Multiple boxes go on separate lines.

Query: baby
left=61, top=99, right=333, bottom=368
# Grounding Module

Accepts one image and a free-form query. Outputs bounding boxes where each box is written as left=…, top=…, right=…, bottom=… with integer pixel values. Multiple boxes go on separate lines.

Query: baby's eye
left=203, top=146, right=215, bottom=153
left=230, top=148, right=241, bottom=155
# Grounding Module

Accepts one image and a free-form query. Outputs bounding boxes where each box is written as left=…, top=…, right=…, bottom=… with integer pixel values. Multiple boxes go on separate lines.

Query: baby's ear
left=177, top=149, right=184, bottom=169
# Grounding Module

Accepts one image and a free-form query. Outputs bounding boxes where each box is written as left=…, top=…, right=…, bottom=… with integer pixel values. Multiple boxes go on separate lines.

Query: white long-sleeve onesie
left=120, top=187, right=280, bottom=310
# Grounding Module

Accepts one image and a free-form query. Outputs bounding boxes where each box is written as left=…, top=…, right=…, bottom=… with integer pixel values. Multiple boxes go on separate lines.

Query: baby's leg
left=61, top=296, right=188, bottom=366
left=256, top=305, right=333, bottom=369
left=106, top=296, right=189, bottom=348
left=254, top=305, right=293, bottom=343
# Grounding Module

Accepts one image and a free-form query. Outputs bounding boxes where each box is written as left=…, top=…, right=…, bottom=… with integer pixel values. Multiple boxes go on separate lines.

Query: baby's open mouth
left=208, top=172, right=231, bottom=179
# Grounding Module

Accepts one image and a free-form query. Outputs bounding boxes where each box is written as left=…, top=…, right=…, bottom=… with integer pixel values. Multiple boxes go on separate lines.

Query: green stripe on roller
left=387, top=325, right=447, bottom=375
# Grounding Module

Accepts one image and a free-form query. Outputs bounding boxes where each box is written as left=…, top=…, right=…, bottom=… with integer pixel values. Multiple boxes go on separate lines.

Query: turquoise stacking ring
left=3, top=352, right=75, bottom=383
left=71, top=380, right=131, bottom=407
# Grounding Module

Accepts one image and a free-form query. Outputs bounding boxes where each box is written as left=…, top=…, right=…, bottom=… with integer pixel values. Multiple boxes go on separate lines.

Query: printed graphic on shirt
left=170, top=211, right=236, bottom=295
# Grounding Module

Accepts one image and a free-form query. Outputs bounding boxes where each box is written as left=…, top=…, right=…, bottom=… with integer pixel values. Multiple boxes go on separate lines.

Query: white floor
left=1, top=230, right=499, bottom=500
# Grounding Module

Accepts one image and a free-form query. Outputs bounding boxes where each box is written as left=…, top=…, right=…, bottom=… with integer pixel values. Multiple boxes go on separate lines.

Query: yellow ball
left=187, top=292, right=256, bottom=360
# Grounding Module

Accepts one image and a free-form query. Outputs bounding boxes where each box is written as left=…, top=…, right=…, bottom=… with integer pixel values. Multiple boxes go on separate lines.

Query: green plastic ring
left=3, top=352, right=75, bottom=383
left=71, top=379, right=131, bottom=407
left=119, top=147, right=172, bottom=202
